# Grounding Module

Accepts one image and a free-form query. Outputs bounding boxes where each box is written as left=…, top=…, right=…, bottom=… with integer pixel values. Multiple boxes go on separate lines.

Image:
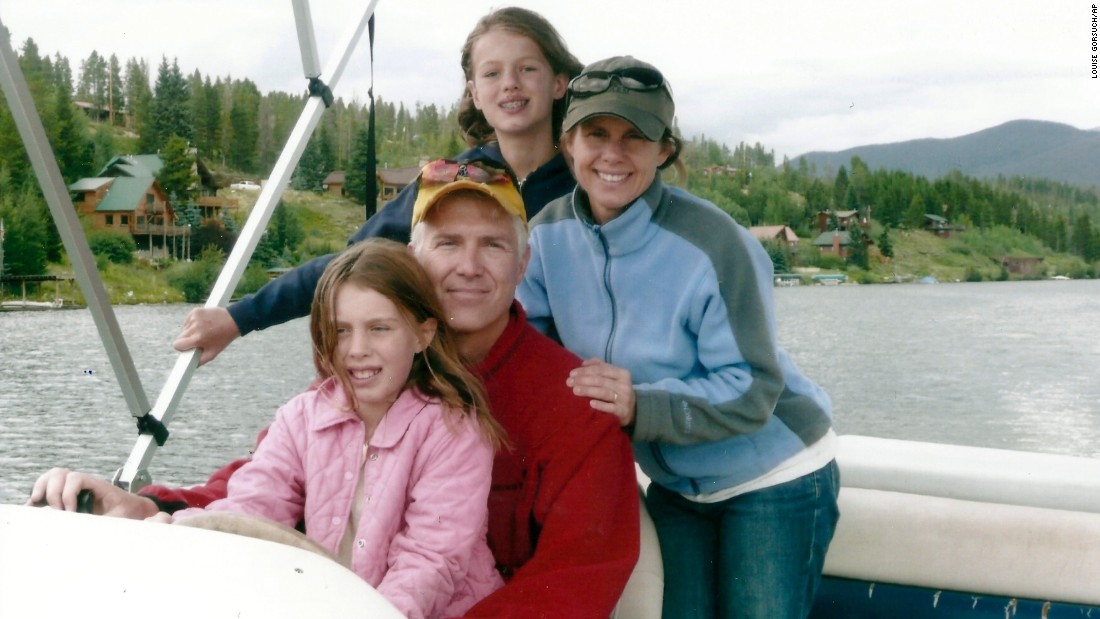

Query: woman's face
left=562, top=115, right=672, bottom=224
left=467, top=28, right=568, bottom=140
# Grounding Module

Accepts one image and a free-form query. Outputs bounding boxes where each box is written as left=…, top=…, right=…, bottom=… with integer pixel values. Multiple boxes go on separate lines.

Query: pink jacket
left=176, top=379, right=502, bottom=619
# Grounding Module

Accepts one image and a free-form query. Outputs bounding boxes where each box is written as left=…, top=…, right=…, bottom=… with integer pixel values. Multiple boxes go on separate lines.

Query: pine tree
left=833, top=165, right=849, bottom=209
left=108, top=55, right=123, bottom=125
left=0, top=186, right=50, bottom=277
left=50, top=76, right=93, bottom=183
left=847, top=228, right=869, bottom=270
left=188, top=72, right=223, bottom=159
left=764, top=241, right=791, bottom=274
left=150, top=56, right=193, bottom=150
left=904, top=194, right=927, bottom=229
left=92, top=125, right=116, bottom=172
left=272, top=200, right=303, bottom=253
left=844, top=184, right=860, bottom=212
left=317, top=122, right=336, bottom=178
left=292, top=124, right=335, bottom=192
left=227, top=79, right=260, bottom=172
left=344, top=125, right=374, bottom=207
left=52, top=53, right=73, bottom=96
left=76, top=51, right=100, bottom=101
left=123, top=58, right=152, bottom=133
left=878, top=226, right=894, bottom=259
left=157, top=135, right=197, bottom=202
left=1071, top=214, right=1098, bottom=261
left=292, top=137, right=323, bottom=191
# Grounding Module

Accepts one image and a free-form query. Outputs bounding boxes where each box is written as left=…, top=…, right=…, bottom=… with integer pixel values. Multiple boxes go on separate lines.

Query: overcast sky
left=2, top=0, right=1097, bottom=161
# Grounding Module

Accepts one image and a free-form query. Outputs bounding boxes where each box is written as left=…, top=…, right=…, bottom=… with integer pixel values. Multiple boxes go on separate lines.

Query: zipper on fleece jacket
left=594, top=226, right=618, bottom=362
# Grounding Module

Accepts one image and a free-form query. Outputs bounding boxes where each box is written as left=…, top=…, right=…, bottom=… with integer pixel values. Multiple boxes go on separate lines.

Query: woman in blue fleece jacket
left=517, top=56, right=840, bottom=619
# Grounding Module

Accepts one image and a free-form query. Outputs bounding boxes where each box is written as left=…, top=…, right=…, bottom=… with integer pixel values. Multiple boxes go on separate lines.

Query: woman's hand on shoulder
left=566, top=359, right=636, bottom=427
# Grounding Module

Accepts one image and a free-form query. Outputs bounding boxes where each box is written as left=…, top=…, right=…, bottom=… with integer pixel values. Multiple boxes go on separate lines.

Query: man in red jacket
left=30, top=161, right=640, bottom=618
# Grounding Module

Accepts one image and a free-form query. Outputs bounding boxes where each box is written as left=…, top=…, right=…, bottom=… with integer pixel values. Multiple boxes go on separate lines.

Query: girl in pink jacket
left=170, top=239, right=506, bottom=619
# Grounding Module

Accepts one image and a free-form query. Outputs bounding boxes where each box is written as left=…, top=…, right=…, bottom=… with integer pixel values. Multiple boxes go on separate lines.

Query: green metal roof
left=96, top=154, right=163, bottom=178
left=94, top=177, right=155, bottom=213
left=812, top=230, right=853, bottom=246
left=68, top=177, right=113, bottom=191
left=130, top=155, right=164, bottom=175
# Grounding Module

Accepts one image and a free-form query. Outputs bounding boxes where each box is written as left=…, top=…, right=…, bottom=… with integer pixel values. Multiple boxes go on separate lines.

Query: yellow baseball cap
left=411, top=159, right=527, bottom=230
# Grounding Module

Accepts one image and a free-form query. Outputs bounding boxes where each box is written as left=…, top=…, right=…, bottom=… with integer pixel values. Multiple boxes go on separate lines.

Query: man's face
left=412, top=194, right=529, bottom=360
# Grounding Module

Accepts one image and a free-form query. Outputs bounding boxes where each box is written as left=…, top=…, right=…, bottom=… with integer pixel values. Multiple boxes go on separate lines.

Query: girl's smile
left=333, top=284, right=435, bottom=425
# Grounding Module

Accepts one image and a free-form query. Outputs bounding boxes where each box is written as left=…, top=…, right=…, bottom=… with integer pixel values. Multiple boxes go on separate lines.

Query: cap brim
left=413, top=179, right=527, bottom=229
left=563, top=97, right=667, bottom=141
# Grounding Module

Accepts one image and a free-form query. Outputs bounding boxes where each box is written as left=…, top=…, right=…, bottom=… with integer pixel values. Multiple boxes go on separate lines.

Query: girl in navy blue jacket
left=173, top=7, right=581, bottom=365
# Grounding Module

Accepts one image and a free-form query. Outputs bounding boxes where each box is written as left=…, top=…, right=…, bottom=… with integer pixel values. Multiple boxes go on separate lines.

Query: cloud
left=1, top=0, right=1095, bottom=162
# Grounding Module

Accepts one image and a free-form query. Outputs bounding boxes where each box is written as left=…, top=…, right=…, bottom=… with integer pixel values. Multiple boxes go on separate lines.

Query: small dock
left=0, top=274, right=81, bottom=311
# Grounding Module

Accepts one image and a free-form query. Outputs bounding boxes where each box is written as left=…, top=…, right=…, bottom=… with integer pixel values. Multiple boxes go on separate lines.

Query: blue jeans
left=645, top=460, right=840, bottom=619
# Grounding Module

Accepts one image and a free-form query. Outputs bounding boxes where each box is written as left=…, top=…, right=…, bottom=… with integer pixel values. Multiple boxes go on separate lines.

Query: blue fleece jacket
left=227, top=144, right=575, bottom=336
left=518, top=176, right=833, bottom=495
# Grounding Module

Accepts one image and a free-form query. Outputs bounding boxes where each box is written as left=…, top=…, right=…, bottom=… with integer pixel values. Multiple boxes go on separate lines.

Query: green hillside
left=2, top=41, right=1098, bottom=306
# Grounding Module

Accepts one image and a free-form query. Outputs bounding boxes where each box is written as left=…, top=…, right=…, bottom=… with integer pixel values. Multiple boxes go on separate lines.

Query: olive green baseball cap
left=562, top=56, right=674, bottom=141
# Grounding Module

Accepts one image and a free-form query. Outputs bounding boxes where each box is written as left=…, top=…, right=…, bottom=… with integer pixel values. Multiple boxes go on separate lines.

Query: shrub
left=235, top=263, right=272, bottom=296
left=810, top=252, right=847, bottom=270
left=88, top=230, right=137, bottom=264
left=763, top=241, right=791, bottom=273
left=167, top=246, right=224, bottom=303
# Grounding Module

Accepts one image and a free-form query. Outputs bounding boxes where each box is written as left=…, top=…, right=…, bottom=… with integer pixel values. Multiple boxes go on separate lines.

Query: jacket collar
left=570, top=175, right=667, bottom=256
left=310, top=378, right=430, bottom=447
left=473, top=301, right=526, bottom=383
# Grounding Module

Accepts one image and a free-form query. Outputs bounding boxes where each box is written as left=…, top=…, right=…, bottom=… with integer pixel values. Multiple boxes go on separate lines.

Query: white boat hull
left=5, top=436, right=1100, bottom=617
left=0, top=504, right=404, bottom=618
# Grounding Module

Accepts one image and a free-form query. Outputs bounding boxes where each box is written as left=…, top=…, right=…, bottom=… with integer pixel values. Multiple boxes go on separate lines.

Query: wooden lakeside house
left=322, top=171, right=345, bottom=196
left=813, top=230, right=854, bottom=259
left=69, top=153, right=239, bottom=260
left=377, top=165, right=422, bottom=203
left=1000, top=255, right=1044, bottom=277
left=74, top=100, right=128, bottom=126
left=749, top=225, right=800, bottom=248
left=924, top=213, right=957, bottom=238
left=93, top=154, right=237, bottom=223
left=816, top=209, right=860, bottom=233
left=702, top=164, right=739, bottom=177
left=69, top=176, right=188, bottom=258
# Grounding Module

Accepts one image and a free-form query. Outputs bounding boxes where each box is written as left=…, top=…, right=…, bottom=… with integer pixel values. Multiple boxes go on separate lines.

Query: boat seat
left=611, top=484, right=664, bottom=619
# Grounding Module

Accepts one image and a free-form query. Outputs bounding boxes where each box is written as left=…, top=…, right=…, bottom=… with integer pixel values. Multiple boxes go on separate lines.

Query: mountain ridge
left=794, top=119, right=1100, bottom=188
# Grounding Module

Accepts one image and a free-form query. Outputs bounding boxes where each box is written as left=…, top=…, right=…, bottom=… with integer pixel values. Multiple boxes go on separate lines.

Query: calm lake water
left=2, top=279, right=1098, bottom=504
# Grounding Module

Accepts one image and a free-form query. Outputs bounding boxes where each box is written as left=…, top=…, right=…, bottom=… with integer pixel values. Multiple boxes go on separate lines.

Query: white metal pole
left=113, top=0, right=381, bottom=491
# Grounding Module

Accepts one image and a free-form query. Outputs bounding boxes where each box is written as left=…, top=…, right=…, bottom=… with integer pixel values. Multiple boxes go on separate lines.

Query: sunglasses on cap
left=418, top=159, right=517, bottom=187
left=567, top=67, right=668, bottom=97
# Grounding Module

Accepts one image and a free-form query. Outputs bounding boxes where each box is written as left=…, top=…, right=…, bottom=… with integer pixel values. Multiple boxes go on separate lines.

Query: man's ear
left=517, top=245, right=532, bottom=282
left=417, top=318, right=438, bottom=353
